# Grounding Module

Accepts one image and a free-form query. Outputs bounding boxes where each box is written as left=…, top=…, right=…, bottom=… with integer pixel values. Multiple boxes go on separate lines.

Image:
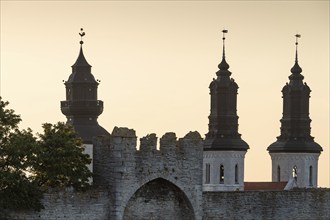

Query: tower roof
left=72, top=46, right=92, bottom=68
left=268, top=34, right=322, bottom=153
left=67, top=29, right=96, bottom=84
left=205, top=30, right=249, bottom=151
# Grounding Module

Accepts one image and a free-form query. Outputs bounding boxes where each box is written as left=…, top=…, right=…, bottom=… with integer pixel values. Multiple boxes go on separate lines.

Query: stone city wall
left=203, top=189, right=330, bottom=220
left=92, top=127, right=204, bottom=220
left=7, top=126, right=329, bottom=220
left=10, top=188, right=329, bottom=220
left=10, top=188, right=110, bottom=220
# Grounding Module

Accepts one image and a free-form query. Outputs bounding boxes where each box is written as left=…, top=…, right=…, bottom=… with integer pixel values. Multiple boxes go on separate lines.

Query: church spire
left=267, top=34, right=322, bottom=153
left=203, top=30, right=248, bottom=192
left=204, top=29, right=248, bottom=151
left=267, top=34, right=322, bottom=188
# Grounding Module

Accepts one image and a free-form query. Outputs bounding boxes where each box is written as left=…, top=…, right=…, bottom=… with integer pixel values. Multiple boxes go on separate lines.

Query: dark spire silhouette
left=217, top=30, right=231, bottom=77
left=204, top=29, right=249, bottom=151
left=268, top=34, right=322, bottom=153
left=289, top=34, right=303, bottom=81
left=61, top=28, right=109, bottom=143
left=71, top=28, right=92, bottom=77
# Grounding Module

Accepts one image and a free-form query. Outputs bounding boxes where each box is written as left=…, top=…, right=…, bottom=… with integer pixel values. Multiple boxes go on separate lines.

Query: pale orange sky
left=1, top=1, right=329, bottom=187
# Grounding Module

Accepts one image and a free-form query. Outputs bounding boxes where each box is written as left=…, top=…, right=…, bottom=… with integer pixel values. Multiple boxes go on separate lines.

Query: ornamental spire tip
left=217, top=29, right=230, bottom=73
left=222, top=29, right=228, bottom=58
left=295, top=34, right=301, bottom=63
left=79, top=28, right=85, bottom=45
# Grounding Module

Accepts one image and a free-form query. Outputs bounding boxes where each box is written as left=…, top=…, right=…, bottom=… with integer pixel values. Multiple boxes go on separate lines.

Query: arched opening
left=220, top=165, right=224, bottom=184
left=123, top=178, right=195, bottom=220
left=309, top=166, right=313, bottom=186
left=234, top=164, right=238, bottom=184
left=205, top=163, right=210, bottom=184
left=292, top=165, right=297, bottom=180
left=277, top=166, right=281, bottom=182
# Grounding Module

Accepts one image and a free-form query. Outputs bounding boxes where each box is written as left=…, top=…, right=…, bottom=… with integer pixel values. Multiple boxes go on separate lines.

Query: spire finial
left=222, top=29, right=228, bottom=58
left=217, top=29, right=230, bottom=74
left=79, top=28, right=85, bottom=45
left=295, top=34, right=301, bottom=63
left=290, top=34, right=303, bottom=76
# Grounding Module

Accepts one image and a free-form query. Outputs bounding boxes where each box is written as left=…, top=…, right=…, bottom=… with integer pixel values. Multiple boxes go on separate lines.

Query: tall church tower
left=203, top=30, right=249, bottom=191
left=61, top=29, right=109, bottom=143
left=267, top=35, right=322, bottom=188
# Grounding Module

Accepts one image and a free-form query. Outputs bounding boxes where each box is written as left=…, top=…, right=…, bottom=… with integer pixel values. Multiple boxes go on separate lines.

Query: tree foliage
left=0, top=98, right=21, bottom=145
left=0, top=97, right=43, bottom=215
left=0, top=97, right=93, bottom=215
left=34, top=122, right=92, bottom=190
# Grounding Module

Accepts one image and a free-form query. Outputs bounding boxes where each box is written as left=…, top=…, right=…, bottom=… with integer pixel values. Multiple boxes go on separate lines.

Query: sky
left=0, top=1, right=329, bottom=187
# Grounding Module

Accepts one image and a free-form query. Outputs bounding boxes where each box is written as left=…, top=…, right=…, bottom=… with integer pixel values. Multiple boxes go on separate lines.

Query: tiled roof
left=244, top=182, right=287, bottom=191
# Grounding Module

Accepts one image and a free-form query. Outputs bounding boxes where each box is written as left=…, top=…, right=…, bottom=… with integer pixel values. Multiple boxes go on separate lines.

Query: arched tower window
left=277, top=166, right=281, bottom=182
left=205, top=163, right=210, bottom=184
left=292, top=166, right=298, bottom=180
left=309, top=166, right=313, bottom=186
left=235, top=164, right=238, bottom=184
left=220, top=165, right=224, bottom=184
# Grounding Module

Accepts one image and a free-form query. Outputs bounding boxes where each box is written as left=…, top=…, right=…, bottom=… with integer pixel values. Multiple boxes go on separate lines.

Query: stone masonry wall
left=123, top=178, right=195, bottom=220
left=9, top=188, right=329, bottom=220
left=93, top=127, right=204, bottom=220
left=203, top=189, right=330, bottom=220
left=10, top=188, right=110, bottom=220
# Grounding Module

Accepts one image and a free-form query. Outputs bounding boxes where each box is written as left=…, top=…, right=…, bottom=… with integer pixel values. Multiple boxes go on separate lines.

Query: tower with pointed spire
left=203, top=30, right=249, bottom=191
left=61, top=29, right=109, bottom=143
left=267, top=35, right=322, bottom=188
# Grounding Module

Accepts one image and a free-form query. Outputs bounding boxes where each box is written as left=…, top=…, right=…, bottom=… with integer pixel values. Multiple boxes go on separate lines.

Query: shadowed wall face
left=123, top=178, right=195, bottom=220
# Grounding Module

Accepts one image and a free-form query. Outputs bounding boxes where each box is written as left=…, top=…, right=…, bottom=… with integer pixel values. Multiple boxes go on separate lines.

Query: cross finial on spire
left=295, top=34, right=301, bottom=63
left=222, top=29, right=228, bottom=58
left=79, top=28, right=85, bottom=45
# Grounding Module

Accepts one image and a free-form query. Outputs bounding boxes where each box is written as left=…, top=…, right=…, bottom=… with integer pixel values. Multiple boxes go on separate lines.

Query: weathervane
left=222, top=29, right=228, bottom=40
left=295, top=34, right=301, bottom=62
left=222, top=29, right=228, bottom=58
left=79, top=28, right=85, bottom=45
left=295, top=34, right=301, bottom=46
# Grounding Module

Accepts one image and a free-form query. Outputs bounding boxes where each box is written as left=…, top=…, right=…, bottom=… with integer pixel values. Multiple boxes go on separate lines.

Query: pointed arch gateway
left=123, top=178, right=195, bottom=220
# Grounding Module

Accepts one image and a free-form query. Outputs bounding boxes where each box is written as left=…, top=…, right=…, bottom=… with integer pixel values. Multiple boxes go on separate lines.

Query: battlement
left=92, top=126, right=204, bottom=185
left=92, top=126, right=204, bottom=219
left=104, top=126, right=202, bottom=155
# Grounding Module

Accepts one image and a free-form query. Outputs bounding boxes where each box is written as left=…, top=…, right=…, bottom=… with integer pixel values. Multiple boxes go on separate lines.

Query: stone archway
left=123, top=178, right=195, bottom=220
